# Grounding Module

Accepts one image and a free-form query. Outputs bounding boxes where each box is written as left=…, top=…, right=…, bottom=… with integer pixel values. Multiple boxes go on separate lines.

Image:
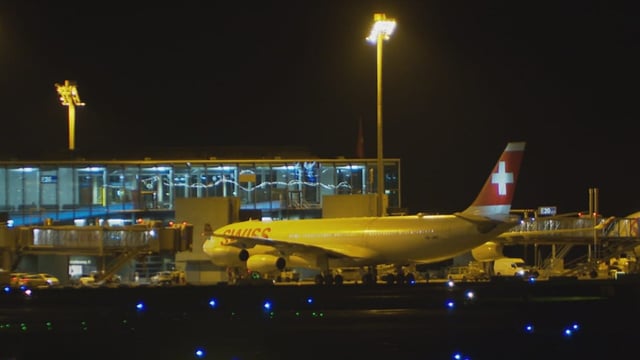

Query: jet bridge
left=0, top=223, right=193, bottom=278
left=497, top=216, right=640, bottom=277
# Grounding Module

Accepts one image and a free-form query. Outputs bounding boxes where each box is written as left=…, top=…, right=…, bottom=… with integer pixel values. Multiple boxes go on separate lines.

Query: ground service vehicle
left=75, top=274, right=97, bottom=287
left=150, top=271, right=174, bottom=286
left=38, top=273, right=60, bottom=286
left=9, top=272, right=28, bottom=286
left=275, top=269, right=300, bottom=283
left=150, top=270, right=186, bottom=286
left=17, top=274, right=50, bottom=288
left=446, top=266, right=489, bottom=282
left=493, top=257, right=532, bottom=277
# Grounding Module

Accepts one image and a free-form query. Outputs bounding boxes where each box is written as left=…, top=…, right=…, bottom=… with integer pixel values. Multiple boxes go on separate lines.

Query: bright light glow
left=107, top=219, right=129, bottom=227
left=562, top=322, right=581, bottom=337
left=208, top=299, right=217, bottom=308
left=55, top=80, right=85, bottom=107
left=194, top=347, right=206, bottom=358
left=78, top=166, right=105, bottom=172
left=452, top=352, right=471, bottom=360
left=524, top=323, right=535, bottom=333
left=366, top=14, right=397, bottom=44
left=144, top=166, right=171, bottom=172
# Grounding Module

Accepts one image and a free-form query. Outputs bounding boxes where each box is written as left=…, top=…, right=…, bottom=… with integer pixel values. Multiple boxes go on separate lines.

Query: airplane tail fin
left=460, top=142, right=526, bottom=222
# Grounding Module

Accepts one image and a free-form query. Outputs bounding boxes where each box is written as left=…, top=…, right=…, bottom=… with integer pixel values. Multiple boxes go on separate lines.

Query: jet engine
left=203, top=237, right=277, bottom=267
left=246, top=253, right=315, bottom=273
left=203, top=243, right=246, bottom=267
left=246, top=254, right=286, bottom=273
left=471, top=241, right=505, bottom=261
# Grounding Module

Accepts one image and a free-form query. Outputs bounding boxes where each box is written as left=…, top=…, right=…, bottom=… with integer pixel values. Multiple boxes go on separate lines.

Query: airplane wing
left=212, top=232, right=377, bottom=260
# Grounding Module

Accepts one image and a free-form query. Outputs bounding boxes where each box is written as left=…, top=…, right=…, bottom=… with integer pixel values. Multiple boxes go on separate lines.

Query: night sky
left=0, top=1, right=638, bottom=217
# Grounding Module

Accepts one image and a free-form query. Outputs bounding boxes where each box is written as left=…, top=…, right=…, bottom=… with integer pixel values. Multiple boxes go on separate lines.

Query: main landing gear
left=314, top=272, right=378, bottom=285
left=314, top=272, right=344, bottom=285
left=380, top=272, right=416, bottom=285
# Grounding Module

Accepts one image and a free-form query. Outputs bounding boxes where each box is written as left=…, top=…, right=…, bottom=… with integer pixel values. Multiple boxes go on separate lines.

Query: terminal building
left=0, top=147, right=402, bottom=284
left=0, top=147, right=401, bottom=227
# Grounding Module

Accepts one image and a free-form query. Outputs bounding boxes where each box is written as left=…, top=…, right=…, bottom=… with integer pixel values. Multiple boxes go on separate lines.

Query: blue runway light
left=3, top=286, right=10, bottom=293
left=194, top=347, right=206, bottom=358
left=524, top=323, right=535, bottom=334
left=208, top=298, right=217, bottom=308
left=446, top=300, right=455, bottom=309
left=306, top=297, right=314, bottom=304
left=136, top=302, right=145, bottom=311
left=263, top=300, right=272, bottom=310
left=563, top=322, right=580, bottom=337
left=452, top=351, right=471, bottom=360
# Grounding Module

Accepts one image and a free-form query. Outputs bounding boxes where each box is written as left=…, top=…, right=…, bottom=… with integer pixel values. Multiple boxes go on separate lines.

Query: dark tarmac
left=1, top=278, right=639, bottom=360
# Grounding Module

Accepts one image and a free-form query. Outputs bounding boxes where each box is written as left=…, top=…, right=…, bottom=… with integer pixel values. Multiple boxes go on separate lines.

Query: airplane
left=202, top=141, right=526, bottom=285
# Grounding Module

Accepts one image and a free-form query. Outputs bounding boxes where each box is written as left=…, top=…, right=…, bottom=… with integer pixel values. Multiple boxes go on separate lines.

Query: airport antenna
left=55, top=80, right=85, bottom=151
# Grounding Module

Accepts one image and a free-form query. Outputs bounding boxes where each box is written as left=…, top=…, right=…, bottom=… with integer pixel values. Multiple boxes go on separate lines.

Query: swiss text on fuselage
left=223, top=227, right=271, bottom=240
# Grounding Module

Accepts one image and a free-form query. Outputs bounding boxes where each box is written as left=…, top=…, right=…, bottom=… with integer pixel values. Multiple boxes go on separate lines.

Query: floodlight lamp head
left=366, top=13, right=396, bottom=44
left=55, top=80, right=85, bottom=107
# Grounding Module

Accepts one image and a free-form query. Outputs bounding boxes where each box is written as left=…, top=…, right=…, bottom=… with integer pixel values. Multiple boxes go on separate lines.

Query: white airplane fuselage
left=207, top=215, right=515, bottom=270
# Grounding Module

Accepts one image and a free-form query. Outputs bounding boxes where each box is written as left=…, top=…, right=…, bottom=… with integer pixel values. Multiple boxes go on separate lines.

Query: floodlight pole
left=376, top=30, right=385, bottom=217
left=367, top=13, right=396, bottom=217
left=55, top=80, right=85, bottom=151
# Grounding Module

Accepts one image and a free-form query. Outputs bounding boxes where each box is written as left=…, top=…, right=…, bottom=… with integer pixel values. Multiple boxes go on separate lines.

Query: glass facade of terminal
left=0, top=158, right=401, bottom=226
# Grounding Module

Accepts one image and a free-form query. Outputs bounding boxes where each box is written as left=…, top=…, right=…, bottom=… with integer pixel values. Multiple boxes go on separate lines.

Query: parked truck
left=446, top=261, right=490, bottom=282
left=492, top=257, right=534, bottom=278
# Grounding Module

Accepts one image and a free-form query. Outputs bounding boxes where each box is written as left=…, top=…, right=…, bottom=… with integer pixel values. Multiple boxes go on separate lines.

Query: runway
left=1, top=278, right=638, bottom=359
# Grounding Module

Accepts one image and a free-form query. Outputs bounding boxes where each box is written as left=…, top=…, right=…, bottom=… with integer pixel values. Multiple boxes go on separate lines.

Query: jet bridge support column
left=589, top=187, right=599, bottom=263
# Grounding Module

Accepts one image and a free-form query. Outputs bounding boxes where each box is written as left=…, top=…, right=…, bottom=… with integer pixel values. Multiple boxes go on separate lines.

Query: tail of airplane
left=459, top=141, right=526, bottom=222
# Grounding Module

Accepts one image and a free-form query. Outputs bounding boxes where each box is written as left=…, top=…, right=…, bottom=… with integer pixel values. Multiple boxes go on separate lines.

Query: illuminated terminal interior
left=0, top=151, right=401, bottom=227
